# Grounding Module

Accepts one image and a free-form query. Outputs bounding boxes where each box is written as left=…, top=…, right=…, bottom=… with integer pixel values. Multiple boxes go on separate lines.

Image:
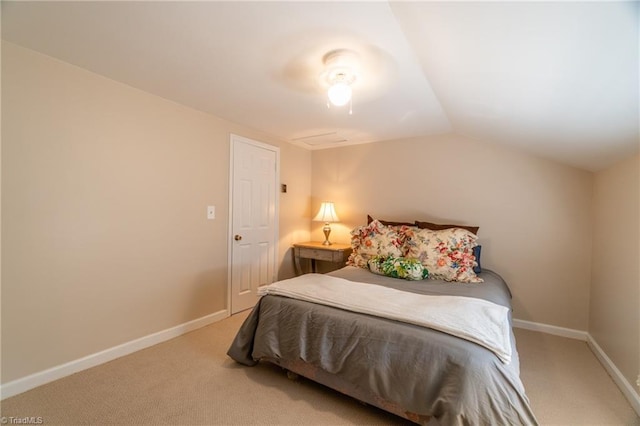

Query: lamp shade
left=313, top=202, right=340, bottom=223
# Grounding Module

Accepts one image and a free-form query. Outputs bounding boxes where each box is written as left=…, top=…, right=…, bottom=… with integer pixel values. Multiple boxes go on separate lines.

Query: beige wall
left=277, top=145, right=313, bottom=280
left=311, top=135, right=593, bottom=330
left=1, top=42, right=310, bottom=383
left=590, top=154, right=640, bottom=396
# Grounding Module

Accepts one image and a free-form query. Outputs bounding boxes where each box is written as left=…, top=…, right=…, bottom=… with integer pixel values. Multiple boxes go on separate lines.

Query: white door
left=229, top=135, right=279, bottom=314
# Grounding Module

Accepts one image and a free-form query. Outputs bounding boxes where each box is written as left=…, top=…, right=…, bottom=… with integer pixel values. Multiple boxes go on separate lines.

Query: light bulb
left=328, top=82, right=352, bottom=106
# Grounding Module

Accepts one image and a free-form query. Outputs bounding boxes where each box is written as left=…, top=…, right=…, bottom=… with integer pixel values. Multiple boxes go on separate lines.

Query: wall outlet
left=636, top=373, right=640, bottom=388
left=207, top=206, right=215, bottom=220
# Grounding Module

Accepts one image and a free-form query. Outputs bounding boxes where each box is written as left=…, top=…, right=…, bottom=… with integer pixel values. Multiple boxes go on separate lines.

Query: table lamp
left=313, top=201, right=340, bottom=245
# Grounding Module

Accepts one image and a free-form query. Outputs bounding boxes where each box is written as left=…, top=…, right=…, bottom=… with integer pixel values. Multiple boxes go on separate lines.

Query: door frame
left=227, top=133, right=280, bottom=315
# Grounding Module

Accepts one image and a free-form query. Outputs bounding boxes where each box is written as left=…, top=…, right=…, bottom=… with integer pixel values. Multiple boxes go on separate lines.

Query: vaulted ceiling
left=2, top=1, right=638, bottom=171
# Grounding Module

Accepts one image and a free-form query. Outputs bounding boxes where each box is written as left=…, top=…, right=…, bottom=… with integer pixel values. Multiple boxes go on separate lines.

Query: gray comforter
left=227, top=266, right=538, bottom=425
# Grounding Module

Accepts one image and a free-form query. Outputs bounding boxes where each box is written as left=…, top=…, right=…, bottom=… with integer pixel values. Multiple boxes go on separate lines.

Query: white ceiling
left=2, top=1, right=638, bottom=171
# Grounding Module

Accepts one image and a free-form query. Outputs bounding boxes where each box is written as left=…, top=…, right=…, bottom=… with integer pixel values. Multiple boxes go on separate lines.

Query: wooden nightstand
left=293, top=241, right=353, bottom=275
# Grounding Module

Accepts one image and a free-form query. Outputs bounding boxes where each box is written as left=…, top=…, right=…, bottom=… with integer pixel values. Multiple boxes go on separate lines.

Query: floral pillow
left=404, top=227, right=482, bottom=283
left=347, top=220, right=406, bottom=269
left=368, top=256, right=429, bottom=281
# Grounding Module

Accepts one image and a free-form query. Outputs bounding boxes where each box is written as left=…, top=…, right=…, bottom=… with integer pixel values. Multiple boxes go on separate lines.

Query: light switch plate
left=207, top=206, right=215, bottom=220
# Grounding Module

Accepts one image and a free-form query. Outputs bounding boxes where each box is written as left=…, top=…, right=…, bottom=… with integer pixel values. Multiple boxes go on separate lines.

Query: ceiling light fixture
left=328, top=76, right=352, bottom=107
left=322, top=49, right=358, bottom=114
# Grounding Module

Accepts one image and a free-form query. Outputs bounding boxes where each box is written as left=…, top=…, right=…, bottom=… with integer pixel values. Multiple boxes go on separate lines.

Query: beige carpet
left=1, top=311, right=638, bottom=425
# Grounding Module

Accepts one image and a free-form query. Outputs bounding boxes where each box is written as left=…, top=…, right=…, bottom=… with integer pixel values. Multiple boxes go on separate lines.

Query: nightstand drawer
left=297, top=247, right=335, bottom=262
left=292, top=242, right=353, bottom=275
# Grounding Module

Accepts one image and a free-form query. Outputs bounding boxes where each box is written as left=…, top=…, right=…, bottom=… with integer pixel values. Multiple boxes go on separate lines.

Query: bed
left=227, top=220, right=538, bottom=425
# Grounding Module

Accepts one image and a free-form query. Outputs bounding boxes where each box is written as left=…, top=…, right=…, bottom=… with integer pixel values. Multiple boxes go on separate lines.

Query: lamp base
left=322, top=223, right=332, bottom=245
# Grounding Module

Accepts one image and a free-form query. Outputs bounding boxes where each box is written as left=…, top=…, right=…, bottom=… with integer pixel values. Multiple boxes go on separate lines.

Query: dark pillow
left=473, top=245, right=482, bottom=274
left=367, top=215, right=414, bottom=227
left=415, top=220, right=479, bottom=235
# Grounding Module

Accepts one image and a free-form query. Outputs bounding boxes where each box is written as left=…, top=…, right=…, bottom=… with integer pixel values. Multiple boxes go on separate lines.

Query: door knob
left=234, top=235, right=242, bottom=241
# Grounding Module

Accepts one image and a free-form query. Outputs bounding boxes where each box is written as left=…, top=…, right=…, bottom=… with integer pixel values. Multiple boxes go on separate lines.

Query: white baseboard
left=587, top=335, right=640, bottom=417
left=513, top=318, right=640, bottom=417
left=0, top=309, right=229, bottom=400
left=512, top=318, right=589, bottom=341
